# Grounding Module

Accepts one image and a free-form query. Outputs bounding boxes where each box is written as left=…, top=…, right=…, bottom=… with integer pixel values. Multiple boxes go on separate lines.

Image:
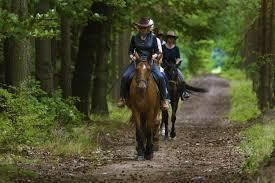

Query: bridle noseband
left=136, top=79, right=148, bottom=86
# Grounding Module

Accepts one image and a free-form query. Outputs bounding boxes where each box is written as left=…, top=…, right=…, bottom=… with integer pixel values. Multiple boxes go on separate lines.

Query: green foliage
left=212, top=0, right=260, bottom=70
left=0, top=8, right=59, bottom=41
left=222, top=69, right=261, bottom=123
left=47, top=102, right=130, bottom=155
left=47, top=126, right=96, bottom=155
left=240, top=121, right=275, bottom=173
left=0, top=79, right=83, bottom=152
left=91, top=101, right=130, bottom=122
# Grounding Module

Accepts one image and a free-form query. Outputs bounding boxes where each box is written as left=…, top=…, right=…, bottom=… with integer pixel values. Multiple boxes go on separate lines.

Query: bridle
left=135, top=59, right=150, bottom=88
left=136, top=79, right=148, bottom=86
left=165, top=64, right=179, bottom=87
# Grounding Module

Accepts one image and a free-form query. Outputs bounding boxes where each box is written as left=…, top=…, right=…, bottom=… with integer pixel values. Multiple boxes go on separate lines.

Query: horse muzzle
left=136, top=79, right=148, bottom=89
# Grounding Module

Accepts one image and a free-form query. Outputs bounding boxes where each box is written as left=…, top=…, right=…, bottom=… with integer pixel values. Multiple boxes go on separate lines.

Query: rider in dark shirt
left=162, top=31, right=190, bottom=99
left=117, top=17, right=169, bottom=110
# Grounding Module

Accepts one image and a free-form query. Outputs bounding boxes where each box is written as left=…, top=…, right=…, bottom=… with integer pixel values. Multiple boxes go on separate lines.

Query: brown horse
left=127, top=55, right=160, bottom=161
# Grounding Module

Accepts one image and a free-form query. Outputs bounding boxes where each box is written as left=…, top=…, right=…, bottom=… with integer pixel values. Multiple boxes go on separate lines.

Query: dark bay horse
left=161, top=63, right=207, bottom=140
left=127, top=55, right=160, bottom=161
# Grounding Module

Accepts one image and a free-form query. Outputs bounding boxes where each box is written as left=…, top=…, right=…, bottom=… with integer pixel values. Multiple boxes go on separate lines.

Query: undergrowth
left=221, top=69, right=261, bottom=123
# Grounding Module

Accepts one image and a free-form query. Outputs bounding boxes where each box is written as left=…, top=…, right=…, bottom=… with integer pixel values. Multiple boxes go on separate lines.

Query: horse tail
left=185, top=83, right=208, bottom=93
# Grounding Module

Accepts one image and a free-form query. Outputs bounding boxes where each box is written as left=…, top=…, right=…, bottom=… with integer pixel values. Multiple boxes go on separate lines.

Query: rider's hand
left=176, top=59, right=181, bottom=65
left=152, top=54, right=158, bottom=60
left=130, top=55, right=136, bottom=62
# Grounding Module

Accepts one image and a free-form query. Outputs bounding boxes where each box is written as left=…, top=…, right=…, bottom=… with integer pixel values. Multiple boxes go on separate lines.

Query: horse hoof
left=153, top=145, right=159, bottom=151
left=145, top=153, right=153, bottom=160
left=137, top=155, right=145, bottom=161
left=170, top=132, right=176, bottom=139
left=163, top=136, right=169, bottom=141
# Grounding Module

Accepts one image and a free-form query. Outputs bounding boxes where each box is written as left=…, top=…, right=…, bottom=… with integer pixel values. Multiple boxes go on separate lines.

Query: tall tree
left=91, top=2, right=114, bottom=115
left=257, top=0, right=274, bottom=110
left=5, top=0, right=31, bottom=86
left=35, top=0, right=54, bottom=94
left=60, top=15, right=72, bottom=98
left=71, top=11, right=95, bottom=115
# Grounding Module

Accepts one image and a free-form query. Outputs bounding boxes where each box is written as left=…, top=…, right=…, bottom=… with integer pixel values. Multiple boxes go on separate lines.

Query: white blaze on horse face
left=142, top=64, right=146, bottom=70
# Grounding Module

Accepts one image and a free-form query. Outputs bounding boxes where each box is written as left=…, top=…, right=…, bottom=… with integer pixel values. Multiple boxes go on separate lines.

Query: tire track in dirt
left=90, top=75, right=245, bottom=183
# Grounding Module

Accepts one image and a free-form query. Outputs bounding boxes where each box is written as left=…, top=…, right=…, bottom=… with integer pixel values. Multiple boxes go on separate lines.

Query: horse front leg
left=145, top=112, right=154, bottom=160
left=133, top=111, right=145, bottom=161
left=162, top=109, right=169, bottom=140
left=170, top=99, right=179, bottom=139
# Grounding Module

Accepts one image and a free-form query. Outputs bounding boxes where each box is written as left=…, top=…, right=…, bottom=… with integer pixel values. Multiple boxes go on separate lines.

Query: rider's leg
left=177, top=69, right=190, bottom=100
left=161, top=71, right=170, bottom=101
left=151, top=63, right=169, bottom=110
left=118, top=62, right=135, bottom=107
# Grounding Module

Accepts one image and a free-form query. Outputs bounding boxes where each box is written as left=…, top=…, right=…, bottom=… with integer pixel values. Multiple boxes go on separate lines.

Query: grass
left=240, top=121, right=275, bottom=173
left=45, top=102, right=131, bottom=156
left=222, top=69, right=275, bottom=174
left=221, top=69, right=261, bottom=123
left=0, top=163, right=37, bottom=183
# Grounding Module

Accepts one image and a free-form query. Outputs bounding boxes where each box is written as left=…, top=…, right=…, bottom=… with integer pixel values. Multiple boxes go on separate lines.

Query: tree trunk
left=257, top=0, right=274, bottom=111
left=5, top=0, right=31, bottom=86
left=72, top=18, right=95, bottom=115
left=35, top=0, right=54, bottom=94
left=271, top=0, right=275, bottom=107
left=111, top=32, right=120, bottom=99
left=61, top=16, right=72, bottom=98
left=91, top=3, right=113, bottom=115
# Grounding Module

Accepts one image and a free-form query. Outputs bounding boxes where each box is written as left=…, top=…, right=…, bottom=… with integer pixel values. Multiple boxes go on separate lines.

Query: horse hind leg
left=153, top=118, right=160, bottom=151
left=170, top=100, right=179, bottom=139
left=170, top=113, right=176, bottom=139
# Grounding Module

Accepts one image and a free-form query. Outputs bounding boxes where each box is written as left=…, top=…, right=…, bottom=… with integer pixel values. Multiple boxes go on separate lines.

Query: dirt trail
left=89, top=75, right=244, bottom=183
left=15, top=75, right=245, bottom=183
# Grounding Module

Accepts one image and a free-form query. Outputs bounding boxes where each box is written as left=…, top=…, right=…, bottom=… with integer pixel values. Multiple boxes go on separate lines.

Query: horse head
left=165, top=63, right=179, bottom=85
left=134, top=52, right=151, bottom=90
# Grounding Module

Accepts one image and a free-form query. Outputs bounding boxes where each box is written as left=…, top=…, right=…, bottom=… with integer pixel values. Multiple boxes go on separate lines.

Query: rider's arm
left=175, top=46, right=181, bottom=65
left=128, top=36, right=136, bottom=62
left=152, top=37, right=161, bottom=61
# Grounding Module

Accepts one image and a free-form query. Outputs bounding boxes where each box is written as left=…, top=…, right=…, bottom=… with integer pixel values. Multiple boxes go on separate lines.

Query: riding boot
left=177, top=69, right=190, bottom=100
left=180, top=82, right=190, bottom=101
left=151, top=63, right=169, bottom=110
left=117, top=98, right=126, bottom=108
left=117, top=62, right=135, bottom=107
left=161, top=99, right=169, bottom=111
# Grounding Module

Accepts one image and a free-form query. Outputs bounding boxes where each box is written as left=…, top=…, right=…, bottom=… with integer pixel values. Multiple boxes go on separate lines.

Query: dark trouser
left=120, top=62, right=135, bottom=99
left=151, top=63, right=168, bottom=100
left=120, top=62, right=168, bottom=100
left=161, top=71, right=170, bottom=99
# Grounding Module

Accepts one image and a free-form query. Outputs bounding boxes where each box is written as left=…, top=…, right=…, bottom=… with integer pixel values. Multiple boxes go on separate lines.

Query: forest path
left=16, top=75, right=245, bottom=183
left=90, top=75, right=244, bottom=183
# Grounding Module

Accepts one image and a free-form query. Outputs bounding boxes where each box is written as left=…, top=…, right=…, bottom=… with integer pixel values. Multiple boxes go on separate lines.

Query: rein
left=168, top=80, right=177, bottom=85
